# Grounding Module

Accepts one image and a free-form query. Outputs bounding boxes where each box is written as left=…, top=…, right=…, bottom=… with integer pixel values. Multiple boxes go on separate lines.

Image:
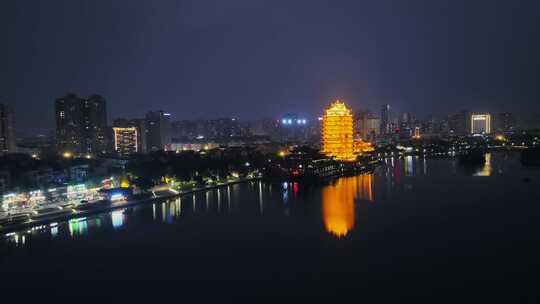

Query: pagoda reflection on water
left=322, top=174, right=373, bottom=237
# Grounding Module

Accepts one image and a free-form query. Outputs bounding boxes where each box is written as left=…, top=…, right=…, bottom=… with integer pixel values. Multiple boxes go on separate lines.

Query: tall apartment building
left=145, top=111, right=171, bottom=151
left=55, top=93, right=107, bottom=156
left=0, top=104, right=16, bottom=154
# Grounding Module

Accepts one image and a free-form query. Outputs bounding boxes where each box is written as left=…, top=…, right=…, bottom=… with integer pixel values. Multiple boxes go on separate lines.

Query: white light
left=110, top=193, right=125, bottom=202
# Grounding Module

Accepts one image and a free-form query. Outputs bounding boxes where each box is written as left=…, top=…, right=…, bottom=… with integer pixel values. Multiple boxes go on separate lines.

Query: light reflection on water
left=258, top=181, right=264, bottom=214
left=111, top=210, right=125, bottom=229
left=0, top=152, right=522, bottom=247
left=473, top=153, right=492, bottom=177
left=322, top=174, right=374, bottom=237
left=68, top=218, right=88, bottom=237
left=404, top=155, right=414, bottom=177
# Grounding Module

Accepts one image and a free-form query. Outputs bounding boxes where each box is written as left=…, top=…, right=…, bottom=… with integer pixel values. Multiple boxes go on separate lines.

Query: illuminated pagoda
left=322, top=100, right=355, bottom=161
left=353, top=138, right=374, bottom=155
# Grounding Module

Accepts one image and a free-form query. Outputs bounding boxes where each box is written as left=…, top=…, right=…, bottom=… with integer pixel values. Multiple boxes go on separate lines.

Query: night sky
left=1, top=0, right=539, bottom=135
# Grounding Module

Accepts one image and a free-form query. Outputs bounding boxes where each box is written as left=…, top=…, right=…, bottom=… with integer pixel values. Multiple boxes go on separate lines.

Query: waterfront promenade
left=0, top=177, right=260, bottom=234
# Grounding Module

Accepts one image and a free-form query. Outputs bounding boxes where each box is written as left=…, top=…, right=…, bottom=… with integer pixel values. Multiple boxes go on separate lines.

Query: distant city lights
left=281, top=118, right=307, bottom=125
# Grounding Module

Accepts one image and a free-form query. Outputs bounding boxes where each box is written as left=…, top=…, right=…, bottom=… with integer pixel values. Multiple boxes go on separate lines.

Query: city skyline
left=2, top=2, right=540, bottom=299
left=4, top=93, right=535, bottom=139
left=2, top=0, right=540, bottom=135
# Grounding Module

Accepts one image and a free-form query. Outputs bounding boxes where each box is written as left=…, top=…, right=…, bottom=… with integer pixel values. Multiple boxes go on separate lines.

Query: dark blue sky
left=1, top=0, right=539, bottom=134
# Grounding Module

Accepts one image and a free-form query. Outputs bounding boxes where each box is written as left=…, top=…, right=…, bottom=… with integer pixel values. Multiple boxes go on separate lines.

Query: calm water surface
left=2, top=152, right=540, bottom=299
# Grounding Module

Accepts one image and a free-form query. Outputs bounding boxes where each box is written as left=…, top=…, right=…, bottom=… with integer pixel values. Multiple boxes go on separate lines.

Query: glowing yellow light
left=471, top=114, right=491, bottom=134
left=496, top=135, right=505, bottom=141
left=322, top=174, right=373, bottom=238
left=474, top=153, right=492, bottom=177
left=321, top=100, right=355, bottom=161
left=278, top=151, right=286, bottom=157
left=359, top=173, right=373, bottom=202
left=354, top=139, right=374, bottom=154
left=322, top=177, right=356, bottom=237
left=120, top=178, right=130, bottom=188
left=413, top=127, right=421, bottom=139
left=63, top=151, right=72, bottom=158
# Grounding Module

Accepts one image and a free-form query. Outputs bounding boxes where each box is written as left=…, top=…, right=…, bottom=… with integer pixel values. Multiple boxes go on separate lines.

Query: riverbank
left=0, top=160, right=385, bottom=234
left=0, top=177, right=261, bottom=234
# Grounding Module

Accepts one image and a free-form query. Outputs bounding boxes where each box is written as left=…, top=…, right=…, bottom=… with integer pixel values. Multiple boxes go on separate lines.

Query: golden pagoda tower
left=321, top=100, right=355, bottom=161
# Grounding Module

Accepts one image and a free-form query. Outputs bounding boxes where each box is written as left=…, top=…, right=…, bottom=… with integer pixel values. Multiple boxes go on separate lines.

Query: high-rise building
left=55, top=93, right=107, bottom=156
left=55, top=94, right=82, bottom=154
left=83, top=95, right=107, bottom=155
left=493, top=112, right=516, bottom=133
left=112, top=127, right=138, bottom=156
left=422, top=115, right=446, bottom=135
left=365, top=116, right=381, bottom=141
left=380, top=104, right=390, bottom=135
left=471, top=113, right=491, bottom=135
left=397, top=112, right=416, bottom=137
left=0, top=104, right=15, bottom=154
left=321, top=100, right=355, bottom=161
left=400, top=112, right=415, bottom=129
left=354, top=111, right=368, bottom=138
left=113, top=118, right=147, bottom=155
left=355, top=111, right=380, bottom=141
left=145, top=111, right=171, bottom=151
left=448, top=110, right=469, bottom=135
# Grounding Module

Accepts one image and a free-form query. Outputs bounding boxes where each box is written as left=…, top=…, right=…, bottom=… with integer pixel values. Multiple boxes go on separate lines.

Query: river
left=1, top=152, right=540, bottom=299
